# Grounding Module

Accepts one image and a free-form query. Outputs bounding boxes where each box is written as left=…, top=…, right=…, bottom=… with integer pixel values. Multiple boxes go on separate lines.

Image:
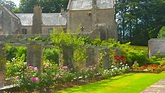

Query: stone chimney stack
left=92, top=0, right=97, bottom=8
left=92, top=0, right=97, bottom=29
left=32, top=5, right=42, bottom=34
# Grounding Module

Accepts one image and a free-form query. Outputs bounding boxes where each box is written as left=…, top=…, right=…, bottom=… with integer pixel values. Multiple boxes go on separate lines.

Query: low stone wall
left=148, top=38, right=165, bottom=57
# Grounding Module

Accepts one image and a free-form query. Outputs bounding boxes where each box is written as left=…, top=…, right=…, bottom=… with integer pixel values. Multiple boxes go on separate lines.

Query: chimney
left=32, top=5, right=42, bottom=34
left=92, top=0, right=97, bottom=8
left=91, top=0, right=97, bottom=29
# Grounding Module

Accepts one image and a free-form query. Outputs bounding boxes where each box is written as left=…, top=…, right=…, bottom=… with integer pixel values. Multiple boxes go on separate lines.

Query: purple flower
left=30, top=77, right=39, bottom=82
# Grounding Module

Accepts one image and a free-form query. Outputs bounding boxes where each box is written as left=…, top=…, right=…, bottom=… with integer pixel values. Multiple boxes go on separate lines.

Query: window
left=22, top=29, right=27, bottom=34
left=48, top=28, right=53, bottom=34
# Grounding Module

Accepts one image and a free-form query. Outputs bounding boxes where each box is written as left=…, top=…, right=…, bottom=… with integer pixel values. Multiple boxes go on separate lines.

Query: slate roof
left=68, top=0, right=114, bottom=10
left=15, top=13, right=67, bottom=26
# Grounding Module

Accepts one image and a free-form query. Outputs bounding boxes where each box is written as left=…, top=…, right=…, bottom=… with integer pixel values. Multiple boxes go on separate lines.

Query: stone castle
left=0, top=0, right=117, bottom=40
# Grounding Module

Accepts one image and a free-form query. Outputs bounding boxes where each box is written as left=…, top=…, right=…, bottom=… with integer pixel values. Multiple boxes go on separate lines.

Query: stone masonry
left=31, top=5, right=42, bottom=34
left=148, top=38, right=165, bottom=57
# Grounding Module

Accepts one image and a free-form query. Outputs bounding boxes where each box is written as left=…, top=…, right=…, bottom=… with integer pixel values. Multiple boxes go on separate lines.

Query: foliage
left=50, top=29, right=86, bottom=68
left=44, top=48, right=59, bottom=64
left=115, top=0, right=165, bottom=45
left=136, top=64, right=164, bottom=73
left=88, top=38, right=149, bottom=66
left=7, top=55, right=130, bottom=92
left=19, top=0, right=68, bottom=13
left=0, top=0, right=17, bottom=10
left=4, top=44, right=26, bottom=62
left=6, top=56, right=26, bottom=78
left=157, top=26, right=165, bottom=38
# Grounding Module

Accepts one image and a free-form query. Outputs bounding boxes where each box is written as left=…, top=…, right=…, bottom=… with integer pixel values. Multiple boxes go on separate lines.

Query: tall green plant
left=50, top=29, right=86, bottom=68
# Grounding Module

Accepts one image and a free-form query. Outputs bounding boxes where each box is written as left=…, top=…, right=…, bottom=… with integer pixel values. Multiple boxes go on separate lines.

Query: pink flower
left=16, top=76, right=20, bottom=80
left=28, top=66, right=34, bottom=69
left=30, top=77, right=39, bottom=82
left=93, top=66, right=96, bottom=70
left=70, top=68, right=74, bottom=71
left=56, top=74, right=62, bottom=79
left=62, top=66, right=68, bottom=69
left=34, top=67, right=38, bottom=71
left=45, top=65, right=50, bottom=69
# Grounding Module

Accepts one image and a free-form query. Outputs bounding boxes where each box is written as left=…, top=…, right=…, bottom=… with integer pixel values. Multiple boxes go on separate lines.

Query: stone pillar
left=114, top=48, right=121, bottom=57
left=102, top=48, right=111, bottom=69
left=91, top=0, right=97, bottom=30
left=0, top=42, right=6, bottom=88
left=27, top=41, right=43, bottom=72
left=62, top=46, right=74, bottom=68
left=32, top=5, right=42, bottom=34
left=148, top=38, right=165, bottom=58
left=86, top=46, right=99, bottom=67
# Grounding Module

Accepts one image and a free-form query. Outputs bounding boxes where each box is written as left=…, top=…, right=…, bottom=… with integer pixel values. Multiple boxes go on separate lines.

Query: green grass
left=54, top=71, right=165, bottom=93
left=129, top=45, right=148, bottom=51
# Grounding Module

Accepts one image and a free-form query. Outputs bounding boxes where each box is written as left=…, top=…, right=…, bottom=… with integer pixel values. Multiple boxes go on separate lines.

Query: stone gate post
left=86, top=46, right=99, bottom=67
left=27, top=41, right=43, bottom=72
left=102, top=47, right=111, bottom=69
left=62, top=45, right=74, bottom=68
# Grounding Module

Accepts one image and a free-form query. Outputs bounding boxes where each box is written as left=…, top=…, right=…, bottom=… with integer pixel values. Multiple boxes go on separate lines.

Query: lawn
left=54, top=71, right=165, bottom=93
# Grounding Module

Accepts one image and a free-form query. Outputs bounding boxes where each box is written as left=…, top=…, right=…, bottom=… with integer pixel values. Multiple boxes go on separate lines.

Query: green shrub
left=5, top=45, right=26, bottom=61
left=44, top=48, right=59, bottom=64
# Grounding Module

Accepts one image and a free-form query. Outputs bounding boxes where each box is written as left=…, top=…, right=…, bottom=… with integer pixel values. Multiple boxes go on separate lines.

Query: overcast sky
left=8, top=0, right=20, bottom=7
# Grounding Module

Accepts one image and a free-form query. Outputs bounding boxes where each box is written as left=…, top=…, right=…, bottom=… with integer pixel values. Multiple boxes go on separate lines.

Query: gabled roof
left=0, top=4, right=19, bottom=19
left=68, top=0, right=114, bottom=10
left=15, top=13, right=67, bottom=26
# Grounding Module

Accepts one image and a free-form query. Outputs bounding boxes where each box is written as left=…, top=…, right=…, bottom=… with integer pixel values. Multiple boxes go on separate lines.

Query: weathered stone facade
left=0, top=5, right=20, bottom=34
left=0, top=0, right=117, bottom=40
left=67, top=0, right=117, bottom=40
left=148, top=38, right=165, bottom=58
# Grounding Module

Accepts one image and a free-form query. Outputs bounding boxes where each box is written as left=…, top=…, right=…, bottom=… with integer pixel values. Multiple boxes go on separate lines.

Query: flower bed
left=132, top=63, right=164, bottom=73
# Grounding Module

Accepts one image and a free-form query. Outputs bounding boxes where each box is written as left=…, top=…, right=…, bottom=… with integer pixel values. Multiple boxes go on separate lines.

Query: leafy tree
left=19, top=0, right=68, bottom=13
left=0, top=0, right=17, bottom=11
left=157, top=26, right=165, bottom=38
left=115, top=0, right=165, bottom=45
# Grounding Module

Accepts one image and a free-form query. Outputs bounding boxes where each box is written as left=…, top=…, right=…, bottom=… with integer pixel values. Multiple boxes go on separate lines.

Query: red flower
left=114, top=56, right=120, bottom=60
left=120, top=56, right=125, bottom=61
left=145, top=64, right=148, bottom=67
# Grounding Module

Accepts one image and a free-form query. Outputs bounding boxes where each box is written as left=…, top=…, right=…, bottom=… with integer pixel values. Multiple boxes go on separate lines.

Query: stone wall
left=68, top=8, right=117, bottom=40
left=148, top=38, right=165, bottom=57
left=68, top=10, right=93, bottom=33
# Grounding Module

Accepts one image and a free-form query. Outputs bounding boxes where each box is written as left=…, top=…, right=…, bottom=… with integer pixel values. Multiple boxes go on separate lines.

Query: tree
left=115, top=0, right=165, bottom=45
left=19, top=0, right=68, bottom=13
left=0, top=0, right=17, bottom=11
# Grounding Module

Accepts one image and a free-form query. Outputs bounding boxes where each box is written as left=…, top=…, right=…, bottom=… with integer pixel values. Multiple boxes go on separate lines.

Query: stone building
left=15, top=5, right=67, bottom=34
left=67, top=0, right=117, bottom=40
left=0, top=0, right=117, bottom=40
left=0, top=5, right=20, bottom=34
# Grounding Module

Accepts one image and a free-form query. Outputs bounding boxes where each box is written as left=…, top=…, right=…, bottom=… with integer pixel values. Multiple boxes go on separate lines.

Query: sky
left=8, top=0, right=20, bottom=7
